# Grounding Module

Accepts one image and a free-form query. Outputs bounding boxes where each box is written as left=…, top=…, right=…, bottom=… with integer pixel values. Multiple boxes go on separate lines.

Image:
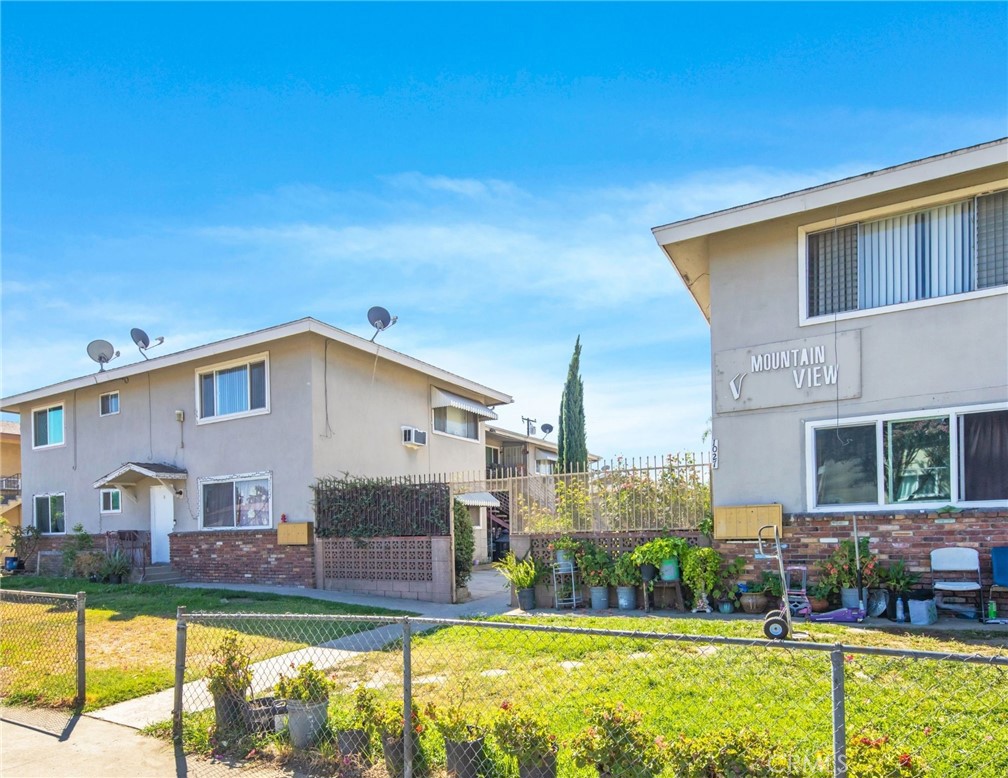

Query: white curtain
left=216, top=365, right=249, bottom=415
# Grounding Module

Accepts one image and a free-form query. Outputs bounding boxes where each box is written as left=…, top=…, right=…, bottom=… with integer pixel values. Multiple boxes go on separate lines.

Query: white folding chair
left=930, top=547, right=983, bottom=620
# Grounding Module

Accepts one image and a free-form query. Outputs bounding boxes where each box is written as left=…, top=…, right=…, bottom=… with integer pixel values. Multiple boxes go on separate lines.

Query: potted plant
left=757, top=570, right=786, bottom=612
left=374, top=698, right=430, bottom=778
left=492, top=701, right=558, bottom=778
left=547, top=536, right=580, bottom=569
left=492, top=552, right=541, bottom=611
left=710, top=556, right=746, bottom=614
left=880, top=560, right=921, bottom=621
left=101, top=548, right=132, bottom=584
left=738, top=583, right=768, bottom=614
left=3, top=520, right=41, bottom=572
left=570, top=703, right=666, bottom=778
left=426, top=701, right=488, bottom=778
left=610, top=553, right=641, bottom=610
left=808, top=581, right=834, bottom=613
left=819, top=538, right=878, bottom=609
left=682, top=547, right=722, bottom=613
left=576, top=542, right=613, bottom=610
left=206, top=632, right=253, bottom=736
left=630, top=536, right=689, bottom=582
left=330, top=686, right=379, bottom=761
left=275, top=660, right=333, bottom=749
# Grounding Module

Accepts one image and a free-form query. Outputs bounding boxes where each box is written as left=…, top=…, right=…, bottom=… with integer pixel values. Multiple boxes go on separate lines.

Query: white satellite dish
left=86, top=339, right=120, bottom=372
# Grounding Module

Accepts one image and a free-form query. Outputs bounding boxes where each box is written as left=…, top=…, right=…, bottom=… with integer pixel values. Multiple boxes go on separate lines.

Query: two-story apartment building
left=653, top=139, right=1007, bottom=584
left=1, top=318, right=511, bottom=583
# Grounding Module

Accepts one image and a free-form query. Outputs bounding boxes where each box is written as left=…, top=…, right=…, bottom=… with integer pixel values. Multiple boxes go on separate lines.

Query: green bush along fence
left=172, top=611, right=1007, bottom=778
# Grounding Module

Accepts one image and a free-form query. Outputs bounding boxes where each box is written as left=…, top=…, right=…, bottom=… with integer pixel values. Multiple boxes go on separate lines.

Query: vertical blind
left=977, top=190, right=1007, bottom=289
left=859, top=201, right=972, bottom=309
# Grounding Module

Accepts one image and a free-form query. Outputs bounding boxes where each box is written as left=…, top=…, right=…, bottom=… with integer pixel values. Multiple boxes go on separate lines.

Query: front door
left=150, top=485, right=174, bottom=564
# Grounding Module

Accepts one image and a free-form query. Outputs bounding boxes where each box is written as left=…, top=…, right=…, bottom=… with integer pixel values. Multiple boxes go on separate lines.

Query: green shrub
left=453, top=499, right=475, bottom=588
left=665, top=728, right=800, bottom=777
left=570, top=703, right=665, bottom=778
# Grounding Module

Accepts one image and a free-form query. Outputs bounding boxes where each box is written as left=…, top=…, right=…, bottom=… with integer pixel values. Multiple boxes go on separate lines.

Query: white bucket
left=908, top=598, right=938, bottom=625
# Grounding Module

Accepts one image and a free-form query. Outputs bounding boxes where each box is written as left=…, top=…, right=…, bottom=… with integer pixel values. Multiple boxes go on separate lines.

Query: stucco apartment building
left=653, top=140, right=1007, bottom=586
left=1, top=318, right=511, bottom=584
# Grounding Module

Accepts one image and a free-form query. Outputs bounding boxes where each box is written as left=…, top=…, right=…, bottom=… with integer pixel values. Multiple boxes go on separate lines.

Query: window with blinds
left=806, top=190, right=1007, bottom=318
left=197, top=354, right=269, bottom=421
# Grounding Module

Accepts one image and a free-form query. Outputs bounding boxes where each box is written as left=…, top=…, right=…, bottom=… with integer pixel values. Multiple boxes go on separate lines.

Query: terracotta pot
left=739, top=592, right=768, bottom=614
left=809, top=597, right=831, bottom=613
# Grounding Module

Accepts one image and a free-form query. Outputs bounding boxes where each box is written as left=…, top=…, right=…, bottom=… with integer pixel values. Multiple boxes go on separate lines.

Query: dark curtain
left=963, top=411, right=1008, bottom=501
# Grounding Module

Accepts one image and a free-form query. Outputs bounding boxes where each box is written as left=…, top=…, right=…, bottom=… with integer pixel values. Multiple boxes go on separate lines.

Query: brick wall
left=170, top=530, right=315, bottom=588
left=712, top=510, right=1007, bottom=603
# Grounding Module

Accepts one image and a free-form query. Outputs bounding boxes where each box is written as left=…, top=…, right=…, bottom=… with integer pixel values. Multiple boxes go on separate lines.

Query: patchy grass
left=0, top=576, right=410, bottom=711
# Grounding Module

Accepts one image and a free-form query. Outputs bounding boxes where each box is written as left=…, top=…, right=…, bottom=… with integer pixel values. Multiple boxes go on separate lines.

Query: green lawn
left=0, top=576, right=410, bottom=711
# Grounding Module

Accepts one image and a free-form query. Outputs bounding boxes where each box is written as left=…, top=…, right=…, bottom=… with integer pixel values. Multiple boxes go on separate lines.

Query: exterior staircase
left=141, top=563, right=186, bottom=585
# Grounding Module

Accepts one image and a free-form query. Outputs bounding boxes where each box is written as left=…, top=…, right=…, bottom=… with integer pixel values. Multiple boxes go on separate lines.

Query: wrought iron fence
left=0, top=589, right=86, bottom=708
left=172, top=611, right=1007, bottom=777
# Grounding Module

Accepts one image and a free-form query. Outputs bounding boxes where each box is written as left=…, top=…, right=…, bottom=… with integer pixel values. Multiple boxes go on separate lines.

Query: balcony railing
left=0, top=473, right=21, bottom=493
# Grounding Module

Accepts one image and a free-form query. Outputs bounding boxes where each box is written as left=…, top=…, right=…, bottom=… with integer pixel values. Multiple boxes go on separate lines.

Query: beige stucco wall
left=310, top=337, right=489, bottom=480
left=14, top=333, right=315, bottom=538
left=705, top=172, right=1008, bottom=513
left=1, top=435, right=20, bottom=477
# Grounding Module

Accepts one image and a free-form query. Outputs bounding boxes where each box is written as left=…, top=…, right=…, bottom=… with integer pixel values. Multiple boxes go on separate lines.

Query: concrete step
left=141, top=564, right=186, bottom=585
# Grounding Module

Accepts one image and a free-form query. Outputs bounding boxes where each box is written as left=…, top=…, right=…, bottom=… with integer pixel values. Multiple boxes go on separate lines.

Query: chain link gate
left=0, top=589, right=86, bottom=710
left=173, top=610, right=1008, bottom=778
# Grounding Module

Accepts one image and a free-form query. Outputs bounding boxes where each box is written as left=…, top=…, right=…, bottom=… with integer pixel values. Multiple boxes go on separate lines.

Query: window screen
left=807, top=224, right=858, bottom=317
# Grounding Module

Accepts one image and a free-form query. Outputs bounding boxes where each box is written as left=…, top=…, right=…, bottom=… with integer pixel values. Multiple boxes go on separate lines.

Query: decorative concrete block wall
left=316, top=536, right=454, bottom=603
left=170, top=530, right=315, bottom=588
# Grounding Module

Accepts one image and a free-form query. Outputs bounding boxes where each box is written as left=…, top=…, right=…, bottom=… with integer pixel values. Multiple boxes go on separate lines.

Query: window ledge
left=800, top=285, right=1007, bottom=327
left=196, top=408, right=270, bottom=426
left=431, top=429, right=481, bottom=444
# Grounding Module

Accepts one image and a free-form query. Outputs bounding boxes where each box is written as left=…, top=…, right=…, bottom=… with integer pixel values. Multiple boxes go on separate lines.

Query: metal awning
left=431, top=388, right=497, bottom=420
left=92, top=462, right=188, bottom=489
left=536, top=450, right=558, bottom=462
left=455, top=491, right=501, bottom=508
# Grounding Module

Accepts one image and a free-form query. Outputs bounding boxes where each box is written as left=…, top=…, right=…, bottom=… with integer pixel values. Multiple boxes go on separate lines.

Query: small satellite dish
left=367, top=306, right=398, bottom=342
left=86, top=339, right=120, bottom=372
left=131, top=327, right=164, bottom=359
left=541, top=423, right=554, bottom=437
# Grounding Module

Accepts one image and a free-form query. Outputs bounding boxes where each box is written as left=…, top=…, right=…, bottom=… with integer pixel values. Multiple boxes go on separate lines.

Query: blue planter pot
left=589, top=586, right=609, bottom=610
left=555, top=549, right=573, bottom=571
left=616, top=586, right=637, bottom=610
left=660, top=559, right=680, bottom=581
left=517, top=587, right=536, bottom=611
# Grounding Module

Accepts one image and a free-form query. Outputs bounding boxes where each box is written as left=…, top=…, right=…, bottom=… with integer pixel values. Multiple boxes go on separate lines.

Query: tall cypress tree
left=557, top=336, right=587, bottom=472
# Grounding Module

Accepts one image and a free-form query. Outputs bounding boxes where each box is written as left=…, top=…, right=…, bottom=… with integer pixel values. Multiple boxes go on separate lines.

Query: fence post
left=831, top=646, right=847, bottom=778
left=403, top=617, right=413, bottom=778
left=173, top=606, right=188, bottom=742
left=75, top=592, right=86, bottom=708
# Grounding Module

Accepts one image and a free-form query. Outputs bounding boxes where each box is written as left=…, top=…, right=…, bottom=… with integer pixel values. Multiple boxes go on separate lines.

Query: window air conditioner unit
left=402, top=426, right=428, bottom=448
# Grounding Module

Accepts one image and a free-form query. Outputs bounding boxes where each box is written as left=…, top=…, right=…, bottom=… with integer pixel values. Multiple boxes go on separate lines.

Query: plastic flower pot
left=841, top=587, right=861, bottom=609
left=381, top=732, right=424, bottom=778
left=555, top=549, right=573, bottom=570
left=659, top=558, right=680, bottom=581
left=718, top=600, right=735, bottom=614
left=445, top=735, right=484, bottom=778
left=640, top=563, right=658, bottom=582
left=518, top=751, right=557, bottom=778
left=212, top=690, right=247, bottom=736
left=517, top=587, right=536, bottom=611
left=589, top=586, right=609, bottom=610
left=286, top=698, right=329, bottom=749
left=616, top=585, right=637, bottom=610
left=336, top=728, right=370, bottom=759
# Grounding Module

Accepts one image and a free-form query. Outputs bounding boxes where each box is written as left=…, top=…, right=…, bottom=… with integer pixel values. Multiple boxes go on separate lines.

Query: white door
left=150, top=485, right=174, bottom=564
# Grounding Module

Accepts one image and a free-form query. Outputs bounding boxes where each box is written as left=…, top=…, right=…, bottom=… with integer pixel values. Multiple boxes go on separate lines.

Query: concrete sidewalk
left=89, top=568, right=513, bottom=731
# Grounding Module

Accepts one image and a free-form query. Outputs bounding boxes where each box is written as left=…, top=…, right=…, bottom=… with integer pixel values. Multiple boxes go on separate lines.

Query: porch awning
left=455, top=491, right=501, bottom=508
left=92, top=462, right=187, bottom=489
left=431, top=388, right=498, bottom=420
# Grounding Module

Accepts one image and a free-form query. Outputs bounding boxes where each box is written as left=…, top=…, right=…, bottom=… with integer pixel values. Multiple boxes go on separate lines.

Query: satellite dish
left=367, top=306, right=398, bottom=342
left=131, top=327, right=164, bottom=359
left=86, top=339, right=120, bottom=372
left=541, top=423, right=554, bottom=437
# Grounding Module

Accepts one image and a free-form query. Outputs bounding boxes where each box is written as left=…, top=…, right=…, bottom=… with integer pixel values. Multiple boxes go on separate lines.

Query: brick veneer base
left=712, top=510, right=1008, bottom=605
left=170, top=530, right=314, bottom=588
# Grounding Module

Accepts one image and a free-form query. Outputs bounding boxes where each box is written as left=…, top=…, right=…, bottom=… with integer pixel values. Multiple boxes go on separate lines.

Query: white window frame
left=798, top=182, right=1008, bottom=327
left=33, top=492, right=67, bottom=535
left=31, top=403, right=65, bottom=450
left=194, top=352, right=270, bottom=425
left=431, top=406, right=482, bottom=443
left=804, top=402, right=1008, bottom=512
left=198, top=471, right=273, bottom=530
left=100, top=391, right=120, bottom=417
left=100, top=488, right=122, bottom=514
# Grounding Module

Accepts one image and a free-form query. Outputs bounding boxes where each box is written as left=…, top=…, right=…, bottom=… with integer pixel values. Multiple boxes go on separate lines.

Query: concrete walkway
left=90, top=568, right=513, bottom=731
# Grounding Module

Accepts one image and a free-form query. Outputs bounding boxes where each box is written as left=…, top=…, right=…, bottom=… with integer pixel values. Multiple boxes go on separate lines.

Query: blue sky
left=2, top=2, right=1006, bottom=458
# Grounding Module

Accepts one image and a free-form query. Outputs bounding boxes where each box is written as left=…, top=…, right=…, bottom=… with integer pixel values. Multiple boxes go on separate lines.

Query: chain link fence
left=171, top=611, right=1007, bottom=778
left=0, top=588, right=85, bottom=710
